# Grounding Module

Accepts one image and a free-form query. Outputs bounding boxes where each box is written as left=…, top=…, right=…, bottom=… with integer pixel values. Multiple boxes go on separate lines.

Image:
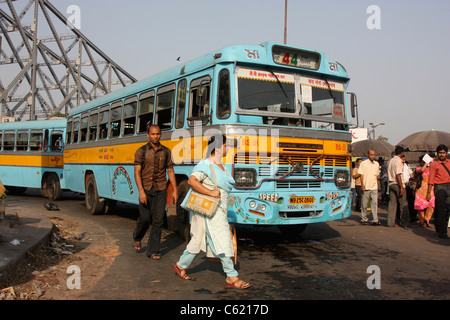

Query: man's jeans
left=133, top=188, right=167, bottom=256
left=387, top=184, right=409, bottom=227
left=362, top=189, right=378, bottom=223
left=434, top=183, right=450, bottom=237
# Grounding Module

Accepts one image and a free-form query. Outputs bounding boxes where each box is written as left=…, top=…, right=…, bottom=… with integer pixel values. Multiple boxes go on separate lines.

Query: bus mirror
left=349, top=92, right=357, bottom=118
left=348, top=92, right=359, bottom=128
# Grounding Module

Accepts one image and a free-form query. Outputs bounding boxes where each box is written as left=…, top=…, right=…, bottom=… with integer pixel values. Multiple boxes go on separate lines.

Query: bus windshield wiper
left=268, top=70, right=288, bottom=98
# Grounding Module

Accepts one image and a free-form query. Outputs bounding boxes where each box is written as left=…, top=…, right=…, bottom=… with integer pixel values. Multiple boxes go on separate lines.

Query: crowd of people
left=351, top=144, right=450, bottom=239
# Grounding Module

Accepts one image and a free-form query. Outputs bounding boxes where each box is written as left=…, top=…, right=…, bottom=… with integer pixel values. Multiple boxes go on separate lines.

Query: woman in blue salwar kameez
left=173, top=135, right=251, bottom=289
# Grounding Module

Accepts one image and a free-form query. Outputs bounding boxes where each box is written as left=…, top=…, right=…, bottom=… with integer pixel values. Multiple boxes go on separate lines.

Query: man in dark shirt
left=133, top=124, right=178, bottom=258
left=427, top=144, right=450, bottom=239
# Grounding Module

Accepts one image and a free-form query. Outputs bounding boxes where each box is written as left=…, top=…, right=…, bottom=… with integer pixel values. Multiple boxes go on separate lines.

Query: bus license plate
left=289, top=196, right=315, bottom=205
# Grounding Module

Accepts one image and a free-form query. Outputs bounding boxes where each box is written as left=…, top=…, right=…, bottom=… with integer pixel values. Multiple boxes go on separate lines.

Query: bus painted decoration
left=112, top=166, right=134, bottom=196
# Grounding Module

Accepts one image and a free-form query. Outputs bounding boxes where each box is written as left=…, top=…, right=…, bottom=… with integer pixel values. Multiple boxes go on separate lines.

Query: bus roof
left=68, top=41, right=350, bottom=117
left=0, top=119, right=67, bottom=131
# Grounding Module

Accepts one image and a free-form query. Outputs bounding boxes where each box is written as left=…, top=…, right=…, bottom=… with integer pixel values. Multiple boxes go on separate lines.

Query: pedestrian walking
left=427, top=144, right=450, bottom=239
left=358, top=149, right=380, bottom=225
left=173, top=134, right=251, bottom=289
left=133, top=124, right=178, bottom=259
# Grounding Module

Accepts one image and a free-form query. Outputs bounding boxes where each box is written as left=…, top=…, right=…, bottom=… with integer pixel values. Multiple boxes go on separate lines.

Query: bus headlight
left=334, top=170, right=350, bottom=188
left=234, top=168, right=257, bottom=187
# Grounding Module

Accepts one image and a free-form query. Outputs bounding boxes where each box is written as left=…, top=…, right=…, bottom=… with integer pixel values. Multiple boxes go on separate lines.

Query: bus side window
left=17, top=130, right=28, bottom=151
left=3, top=131, right=15, bottom=151
left=51, top=130, right=63, bottom=151
left=156, top=84, right=175, bottom=131
left=123, top=96, right=137, bottom=136
left=138, top=90, right=154, bottom=134
left=88, top=110, right=98, bottom=141
left=175, top=79, right=187, bottom=129
left=80, top=113, right=89, bottom=142
left=217, top=69, right=231, bottom=119
left=98, top=106, right=109, bottom=140
left=110, top=101, right=122, bottom=138
left=0, top=132, right=2, bottom=151
left=72, top=117, right=80, bottom=143
left=66, top=119, right=72, bottom=144
left=189, top=76, right=211, bottom=126
left=30, top=130, right=43, bottom=151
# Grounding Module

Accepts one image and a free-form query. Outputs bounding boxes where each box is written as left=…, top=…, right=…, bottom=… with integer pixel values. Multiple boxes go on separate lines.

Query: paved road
left=4, top=190, right=450, bottom=302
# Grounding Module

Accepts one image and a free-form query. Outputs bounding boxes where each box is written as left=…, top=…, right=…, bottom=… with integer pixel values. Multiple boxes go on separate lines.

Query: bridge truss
left=0, top=0, right=137, bottom=120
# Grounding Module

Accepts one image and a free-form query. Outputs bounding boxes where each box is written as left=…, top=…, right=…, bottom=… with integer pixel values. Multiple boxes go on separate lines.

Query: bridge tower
left=0, top=0, right=137, bottom=120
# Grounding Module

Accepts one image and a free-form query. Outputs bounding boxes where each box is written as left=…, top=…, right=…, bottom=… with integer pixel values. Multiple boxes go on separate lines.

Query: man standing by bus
left=387, top=146, right=409, bottom=228
left=133, top=124, right=178, bottom=258
left=427, top=144, right=450, bottom=239
left=359, top=149, right=380, bottom=225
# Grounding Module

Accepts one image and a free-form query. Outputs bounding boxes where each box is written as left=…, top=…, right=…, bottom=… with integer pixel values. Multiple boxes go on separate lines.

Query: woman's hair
left=207, top=134, right=227, bottom=157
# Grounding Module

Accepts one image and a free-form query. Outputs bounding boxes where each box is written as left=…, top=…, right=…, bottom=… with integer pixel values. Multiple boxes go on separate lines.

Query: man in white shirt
left=387, top=146, right=409, bottom=228
left=359, top=149, right=380, bottom=225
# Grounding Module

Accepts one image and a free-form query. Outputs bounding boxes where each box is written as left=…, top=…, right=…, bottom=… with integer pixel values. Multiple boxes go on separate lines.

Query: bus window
left=156, top=84, right=175, bottom=131
left=17, top=130, right=28, bottom=151
left=0, top=132, right=2, bottom=150
left=51, top=130, right=63, bottom=151
left=110, top=101, right=122, bottom=138
left=30, top=130, right=43, bottom=151
left=80, top=113, right=89, bottom=142
left=66, top=119, right=72, bottom=144
left=138, top=90, right=154, bottom=134
left=98, top=106, right=109, bottom=140
left=72, top=117, right=80, bottom=143
left=3, top=131, right=15, bottom=151
left=217, top=69, right=231, bottom=119
left=189, top=76, right=211, bottom=126
left=88, top=110, right=98, bottom=141
left=175, top=79, right=187, bottom=129
left=123, top=96, right=137, bottom=136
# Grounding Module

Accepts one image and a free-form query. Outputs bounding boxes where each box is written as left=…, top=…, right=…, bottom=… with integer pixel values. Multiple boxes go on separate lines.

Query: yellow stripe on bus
left=0, top=154, right=63, bottom=168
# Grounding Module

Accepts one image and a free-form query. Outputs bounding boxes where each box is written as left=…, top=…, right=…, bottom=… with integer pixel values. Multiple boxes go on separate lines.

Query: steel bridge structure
left=0, top=0, right=137, bottom=120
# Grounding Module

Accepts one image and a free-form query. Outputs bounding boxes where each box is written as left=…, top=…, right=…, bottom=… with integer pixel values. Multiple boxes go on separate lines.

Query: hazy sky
left=7, top=0, right=450, bottom=144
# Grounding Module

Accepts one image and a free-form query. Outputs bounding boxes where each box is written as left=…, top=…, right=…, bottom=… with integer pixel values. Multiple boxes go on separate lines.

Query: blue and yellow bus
left=0, top=119, right=66, bottom=200
left=63, top=42, right=356, bottom=236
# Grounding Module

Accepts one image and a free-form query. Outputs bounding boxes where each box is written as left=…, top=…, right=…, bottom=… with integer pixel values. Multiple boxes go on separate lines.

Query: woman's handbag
left=183, top=163, right=220, bottom=218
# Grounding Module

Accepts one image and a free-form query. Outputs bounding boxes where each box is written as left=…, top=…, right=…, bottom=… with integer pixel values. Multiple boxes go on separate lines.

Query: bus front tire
left=42, top=173, right=63, bottom=201
left=85, top=175, right=105, bottom=215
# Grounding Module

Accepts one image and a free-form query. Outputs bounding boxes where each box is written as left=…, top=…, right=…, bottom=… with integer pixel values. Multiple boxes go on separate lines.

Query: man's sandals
left=172, top=263, right=195, bottom=281
left=133, top=241, right=141, bottom=253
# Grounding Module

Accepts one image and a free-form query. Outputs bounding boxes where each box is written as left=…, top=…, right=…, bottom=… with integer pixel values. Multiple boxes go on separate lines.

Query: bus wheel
left=43, top=173, right=63, bottom=201
left=176, top=180, right=191, bottom=242
left=278, top=224, right=308, bottom=239
left=85, top=174, right=105, bottom=215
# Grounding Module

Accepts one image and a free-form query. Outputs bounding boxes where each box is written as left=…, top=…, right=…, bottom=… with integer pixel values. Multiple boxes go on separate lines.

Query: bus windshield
left=237, top=68, right=296, bottom=114
left=237, top=67, right=346, bottom=126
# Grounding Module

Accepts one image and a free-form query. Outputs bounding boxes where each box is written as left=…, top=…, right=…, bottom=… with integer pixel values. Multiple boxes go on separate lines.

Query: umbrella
left=397, top=130, right=450, bottom=152
left=351, top=139, right=394, bottom=158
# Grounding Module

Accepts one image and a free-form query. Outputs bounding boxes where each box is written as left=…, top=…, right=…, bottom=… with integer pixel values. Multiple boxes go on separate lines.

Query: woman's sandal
left=226, top=278, right=251, bottom=289
left=172, top=263, right=195, bottom=281
left=133, top=241, right=141, bottom=252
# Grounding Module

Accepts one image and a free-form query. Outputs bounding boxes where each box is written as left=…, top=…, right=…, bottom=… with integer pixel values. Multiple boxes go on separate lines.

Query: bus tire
left=85, top=174, right=105, bottom=215
left=42, top=173, right=63, bottom=201
left=176, top=180, right=191, bottom=242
